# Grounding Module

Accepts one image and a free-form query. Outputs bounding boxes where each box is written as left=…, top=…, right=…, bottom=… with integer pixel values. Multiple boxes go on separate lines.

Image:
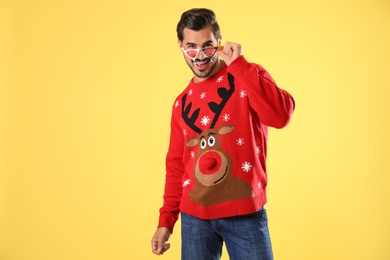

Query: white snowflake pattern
left=183, top=129, right=187, bottom=136
left=183, top=179, right=191, bottom=187
left=240, top=90, right=246, bottom=98
left=242, top=161, right=252, bottom=172
left=237, top=138, right=244, bottom=145
left=256, top=146, right=261, bottom=154
left=257, top=182, right=262, bottom=188
left=200, top=92, right=207, bottom=99
left=216, top=76, right=224, bottom=83
left=200, top=115, right=210, bottom=126
left=174, top=100, right=180, bottom=108
left=190, top=151, right=195, bottom=159
left=222, top=113, right=230, bottom=122
left=188, top=89, right=193, bottom=95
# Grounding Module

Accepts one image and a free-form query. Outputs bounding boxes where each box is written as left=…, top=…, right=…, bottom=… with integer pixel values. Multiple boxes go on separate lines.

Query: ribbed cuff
left=226, top=55, right=251, bottom=76
left=158, top=213, right=178, bottom=234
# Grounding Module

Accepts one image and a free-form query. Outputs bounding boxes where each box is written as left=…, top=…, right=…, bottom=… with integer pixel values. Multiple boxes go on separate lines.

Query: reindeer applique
left=182, top=73, right=254, bottom=207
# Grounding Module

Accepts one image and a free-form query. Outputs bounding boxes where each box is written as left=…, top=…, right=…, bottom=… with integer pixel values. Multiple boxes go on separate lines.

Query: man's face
left=179, top=26, right=221, bottom=82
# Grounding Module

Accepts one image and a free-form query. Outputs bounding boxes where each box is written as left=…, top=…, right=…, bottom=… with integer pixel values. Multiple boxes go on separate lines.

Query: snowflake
left=240, top=90, right=246, bottom=98
left=183, top=129, right=187, bottom=136
left=237, top=138, right=244, bottom=145
left=200, top=115, right=210, bottom=126
left=174, top=100, right=180, bottom=108
left=222, top=113, right=230, bottom=122
left=200, top=92, right=207, bottom=99
left=256, top=146, right=261, bottom=154
left=190, top=151, right=195, bottom=159
left=242, top=161, right=252, bottom=172
left=183, top=179, right=191, bottom=187
left=257, top=182, right=262, bottom=188
left=188, top=89, right=193, bottom=96
left=216, top=76, right=224, bottom=83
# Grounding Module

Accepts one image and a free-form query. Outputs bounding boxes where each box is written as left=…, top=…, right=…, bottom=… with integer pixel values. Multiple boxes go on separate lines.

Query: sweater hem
left=180, top=193, right=267, bottom=220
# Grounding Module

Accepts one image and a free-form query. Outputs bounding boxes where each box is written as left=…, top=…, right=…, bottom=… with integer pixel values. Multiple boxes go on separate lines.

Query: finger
left=153, top=240, right=162, bottom=255
left=160, top=243, right=170, bottom=255
left=152, top=237, right=164, bottom=255
left=151, top=240, right=159, bottom=255
left=157, top=239, right=164, bottom=254
left=223, top=42, right=234, bottom=56
left=232, top=44, right=242, bottom=56
left=163, top=242, right=171, bottom=252
left=217, top=49, right=228, bottom=60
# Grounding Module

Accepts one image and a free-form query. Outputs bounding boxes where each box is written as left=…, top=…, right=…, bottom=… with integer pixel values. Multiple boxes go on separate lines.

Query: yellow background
left=1, top=0, right=389, bottom=259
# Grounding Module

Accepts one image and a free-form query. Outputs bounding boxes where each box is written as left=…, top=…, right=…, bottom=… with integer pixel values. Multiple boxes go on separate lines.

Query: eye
left=208, top=136, right=215, bottom=147
left=200, top=139, right=207, bottom=149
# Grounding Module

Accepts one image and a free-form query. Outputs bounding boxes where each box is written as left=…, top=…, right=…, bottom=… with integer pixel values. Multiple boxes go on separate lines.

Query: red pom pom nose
left=198, top=151, right=221, bottom=174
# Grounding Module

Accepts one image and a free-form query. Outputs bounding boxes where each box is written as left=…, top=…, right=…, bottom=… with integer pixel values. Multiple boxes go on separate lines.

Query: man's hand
left=217, top=41, right=242, bottom=66
left=151, top=227, right=171, bottom=255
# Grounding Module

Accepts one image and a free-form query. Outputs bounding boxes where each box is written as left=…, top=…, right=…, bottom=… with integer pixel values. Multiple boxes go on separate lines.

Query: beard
left=187, top=57, right=219, bottom=79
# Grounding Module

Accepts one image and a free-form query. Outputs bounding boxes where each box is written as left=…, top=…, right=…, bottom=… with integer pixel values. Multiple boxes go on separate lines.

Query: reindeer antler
left=208, top=73, right=235, bottom=129
left=182, top=94, right=202, bottom=134
left=181, top=73, right=235, bottom=133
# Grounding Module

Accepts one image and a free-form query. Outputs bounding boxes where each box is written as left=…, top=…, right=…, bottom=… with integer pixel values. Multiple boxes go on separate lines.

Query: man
left=151, top=8, right=295, bottom=260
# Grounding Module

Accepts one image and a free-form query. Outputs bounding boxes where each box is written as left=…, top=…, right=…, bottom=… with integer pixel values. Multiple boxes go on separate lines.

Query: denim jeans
left=181, top=208, right=273, bottom=260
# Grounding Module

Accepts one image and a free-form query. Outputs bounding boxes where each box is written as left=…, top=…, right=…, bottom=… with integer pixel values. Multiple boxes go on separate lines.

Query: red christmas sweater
left=158, top=56, right=295, bottom=233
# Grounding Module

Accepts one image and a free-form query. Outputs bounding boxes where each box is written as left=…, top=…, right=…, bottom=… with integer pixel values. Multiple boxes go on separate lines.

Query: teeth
left=195, top=60, right=209, bottom=66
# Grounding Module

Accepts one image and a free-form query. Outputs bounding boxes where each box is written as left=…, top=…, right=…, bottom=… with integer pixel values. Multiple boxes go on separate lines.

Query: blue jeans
left=181, top=208, right=273, bottom=260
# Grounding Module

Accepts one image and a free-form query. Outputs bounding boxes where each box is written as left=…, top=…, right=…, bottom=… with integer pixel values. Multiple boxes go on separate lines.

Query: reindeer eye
left=200, top=139, right=207, bottom=149
left=208, top=136, right=215, bottom=147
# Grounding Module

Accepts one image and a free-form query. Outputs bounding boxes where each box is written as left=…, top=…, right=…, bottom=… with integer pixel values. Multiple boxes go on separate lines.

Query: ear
left=178, top=40, right=183, bottom=49
left=217, top=124, right=235, bottom=135
left=186, top=137, right=199, bottom=147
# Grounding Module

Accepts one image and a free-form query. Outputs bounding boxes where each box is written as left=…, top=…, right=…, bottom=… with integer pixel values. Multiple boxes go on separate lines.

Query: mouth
left=213, top=166, right=228, bottom=184
left=193, top=58, right=211, bottom=70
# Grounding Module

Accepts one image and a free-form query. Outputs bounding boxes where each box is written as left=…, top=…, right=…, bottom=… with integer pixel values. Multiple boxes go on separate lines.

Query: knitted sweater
left=158, top=56, right=295, bottom=233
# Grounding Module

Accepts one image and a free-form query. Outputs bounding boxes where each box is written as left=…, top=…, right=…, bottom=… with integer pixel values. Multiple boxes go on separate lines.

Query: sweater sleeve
left=157, top=109, right=185, bottom=234
left=227, top=56, right=295, bottom=128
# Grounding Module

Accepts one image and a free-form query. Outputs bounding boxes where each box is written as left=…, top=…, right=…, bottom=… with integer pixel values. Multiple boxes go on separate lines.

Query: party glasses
left=182, top=45, right=224, bottom=60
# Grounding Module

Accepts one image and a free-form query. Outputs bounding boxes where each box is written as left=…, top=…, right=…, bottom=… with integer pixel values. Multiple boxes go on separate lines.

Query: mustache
left=192, top=57, right=213, bottom=63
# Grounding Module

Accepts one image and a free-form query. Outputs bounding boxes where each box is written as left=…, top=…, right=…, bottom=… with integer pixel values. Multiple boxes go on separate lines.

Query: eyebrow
left=200, top=132, right=215, bottom=139
left=186, top=40, right=214, bottom=47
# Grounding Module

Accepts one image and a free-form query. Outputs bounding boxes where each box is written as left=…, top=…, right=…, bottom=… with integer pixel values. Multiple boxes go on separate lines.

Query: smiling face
left=186, top=125, right=235, bottom=187
left=179, top=26, right=223, bottom=82
left=193, top=131, right=229, bottom=186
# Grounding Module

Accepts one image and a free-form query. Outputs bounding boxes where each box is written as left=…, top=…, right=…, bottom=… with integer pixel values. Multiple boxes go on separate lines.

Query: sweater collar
left=189, top=64, right=227, bottom=87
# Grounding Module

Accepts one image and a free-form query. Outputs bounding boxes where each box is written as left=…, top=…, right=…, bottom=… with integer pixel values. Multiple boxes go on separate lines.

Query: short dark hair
left=176, top=8, right=221, bottom=42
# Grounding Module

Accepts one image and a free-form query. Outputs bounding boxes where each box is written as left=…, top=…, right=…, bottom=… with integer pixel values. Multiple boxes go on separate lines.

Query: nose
left=203, top=157, right=217, bottom=169
left=194, top=49, right=206, bottom=60
left=198, top=151, right=221, bottom=174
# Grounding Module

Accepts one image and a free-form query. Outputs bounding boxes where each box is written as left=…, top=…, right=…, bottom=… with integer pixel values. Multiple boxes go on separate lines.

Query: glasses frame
left=181, top=46, right=220, bottom=61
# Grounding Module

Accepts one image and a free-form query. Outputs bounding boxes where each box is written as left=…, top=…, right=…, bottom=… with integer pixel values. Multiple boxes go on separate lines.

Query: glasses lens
left=185, top=50, right=198, bottom=58
left=203, top=47, right=217, bottom=57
